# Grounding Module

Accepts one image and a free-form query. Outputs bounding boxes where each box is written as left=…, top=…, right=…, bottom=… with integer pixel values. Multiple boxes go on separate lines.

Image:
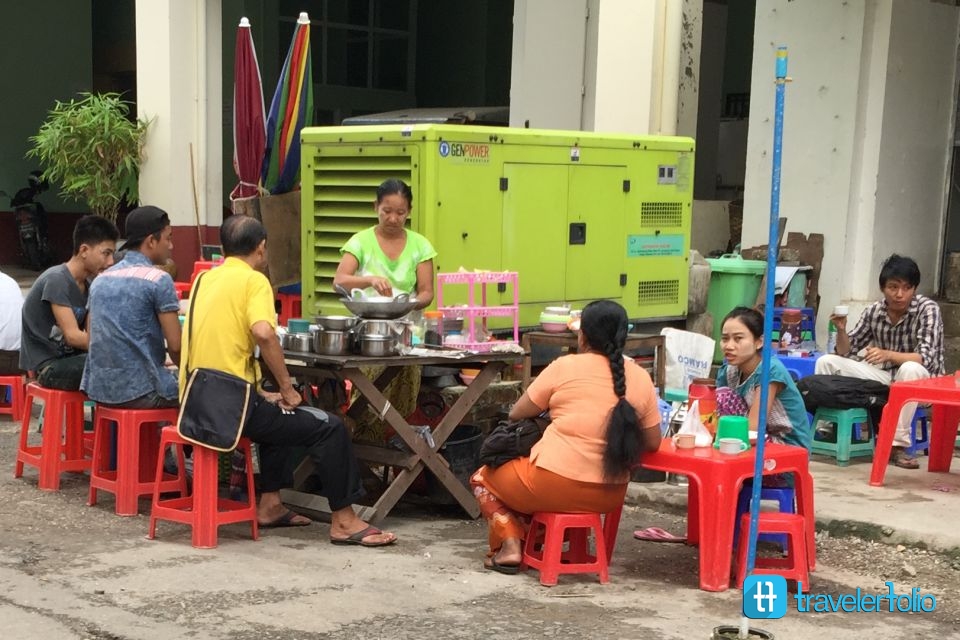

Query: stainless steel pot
left=359, top=334, right=395, bottom=357
left=284, top=332, right=313, bottom=352
left=315, top=315, right=359, bottom=331
left=313, top=329, right=352, bottom=355
left=357, top=319, right=412, bottom=351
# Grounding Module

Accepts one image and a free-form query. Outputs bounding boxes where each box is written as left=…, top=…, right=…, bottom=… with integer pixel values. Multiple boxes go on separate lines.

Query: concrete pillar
left=510, top=0, right=687, bottom=135
left=135, top=0, right=223, bottom=273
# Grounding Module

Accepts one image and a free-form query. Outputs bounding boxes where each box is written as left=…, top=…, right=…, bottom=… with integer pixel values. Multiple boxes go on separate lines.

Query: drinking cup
left=718, top=437, right=749, bottom=454
left=673, top=433, right=696, bottom=449
left=714, top=415, right=750, bottom=449
left=833, top=305, right=849, bottom=317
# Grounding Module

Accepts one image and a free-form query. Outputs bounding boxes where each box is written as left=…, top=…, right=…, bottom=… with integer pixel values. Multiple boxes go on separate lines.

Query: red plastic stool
left=0, top=374, right=26, bottom=421
left=14, top=383, right=91, bottom=491
left=521, top=511, right=616, bottom=586
left=735, top=512, right=810, bottom=589
left=148, top=426, right=258, bottom=548
left=88, top=406, right=186, bottom=516
left=277, top=292, right=302, bottom=327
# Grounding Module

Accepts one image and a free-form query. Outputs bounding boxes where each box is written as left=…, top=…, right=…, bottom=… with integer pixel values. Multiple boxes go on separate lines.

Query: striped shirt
left=847, top=294, right=944, bottom=375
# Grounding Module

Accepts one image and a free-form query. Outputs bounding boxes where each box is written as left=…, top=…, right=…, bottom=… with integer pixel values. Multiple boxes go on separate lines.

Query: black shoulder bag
left=478, top=417, right=548, bottom=469
left=176, top=271, right=255, bottom=451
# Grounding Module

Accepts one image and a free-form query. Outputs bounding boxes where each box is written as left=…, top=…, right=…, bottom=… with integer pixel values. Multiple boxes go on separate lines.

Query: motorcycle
left=3, top=171, right=53, bottom=271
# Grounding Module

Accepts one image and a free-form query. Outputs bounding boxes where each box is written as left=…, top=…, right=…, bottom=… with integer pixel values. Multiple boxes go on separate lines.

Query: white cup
left=718, top=437, right=748, bottom=454
left=673, top=433, right=696, bottom=450
left=833, top=305, right=849, bottom=317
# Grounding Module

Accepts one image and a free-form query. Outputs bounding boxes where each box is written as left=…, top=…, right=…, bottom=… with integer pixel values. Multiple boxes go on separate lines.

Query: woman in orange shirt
left=470, top=300, right=662, bottom=573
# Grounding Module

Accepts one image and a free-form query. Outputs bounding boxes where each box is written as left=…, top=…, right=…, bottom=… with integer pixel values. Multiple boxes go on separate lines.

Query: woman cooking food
left=333, top=178, right=436, bottom=309
left=333, top=179, right=437, bottom=441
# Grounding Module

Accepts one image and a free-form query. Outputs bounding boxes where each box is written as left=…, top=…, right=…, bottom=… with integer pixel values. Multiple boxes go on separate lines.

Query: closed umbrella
left=260, top=11, right=313, bottom=195
left=230, top=17, right=266, bottom=201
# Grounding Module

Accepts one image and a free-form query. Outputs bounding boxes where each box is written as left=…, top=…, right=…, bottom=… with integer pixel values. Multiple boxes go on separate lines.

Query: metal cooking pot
left=284, top=332, right=313, bottom=352
left=315, top=315, right=359, bottom=331
left=357, top=319, right=412, bottom=350
left=359, top=334, right=395, bottom=357
left=313, top=329, right=352, bottom=355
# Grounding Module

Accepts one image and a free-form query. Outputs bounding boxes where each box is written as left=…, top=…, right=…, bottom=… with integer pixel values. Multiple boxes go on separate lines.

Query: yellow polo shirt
left=178, top=257, right=276, bottom=396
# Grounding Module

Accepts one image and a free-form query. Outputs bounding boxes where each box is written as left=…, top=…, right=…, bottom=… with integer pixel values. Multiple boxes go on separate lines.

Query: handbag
left=176, top=271, right=255, bottom=452
left=478, top=417, right=547, bottom=469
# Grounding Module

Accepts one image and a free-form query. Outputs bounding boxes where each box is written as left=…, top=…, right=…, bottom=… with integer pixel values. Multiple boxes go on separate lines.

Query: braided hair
left=580, top=300, right=641, bottom=479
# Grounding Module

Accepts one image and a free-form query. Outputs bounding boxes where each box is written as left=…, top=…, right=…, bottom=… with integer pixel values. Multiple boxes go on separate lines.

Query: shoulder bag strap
left=184, top=271, right=207, bottom=376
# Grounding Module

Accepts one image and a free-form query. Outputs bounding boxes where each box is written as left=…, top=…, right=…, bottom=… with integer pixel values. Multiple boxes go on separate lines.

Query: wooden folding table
left=280, top=349, right=522, bottom=524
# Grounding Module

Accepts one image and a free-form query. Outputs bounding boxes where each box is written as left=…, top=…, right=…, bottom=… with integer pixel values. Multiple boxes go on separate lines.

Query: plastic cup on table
left=714, top=415, right=750, bottom=449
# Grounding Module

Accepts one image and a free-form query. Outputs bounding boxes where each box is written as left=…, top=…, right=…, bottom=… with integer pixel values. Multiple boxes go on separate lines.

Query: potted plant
left=27, top=92, right=150, bottom=224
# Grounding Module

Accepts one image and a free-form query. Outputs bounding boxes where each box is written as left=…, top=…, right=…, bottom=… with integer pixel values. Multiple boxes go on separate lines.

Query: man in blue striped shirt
left=816, top=254, right=944, bottom=469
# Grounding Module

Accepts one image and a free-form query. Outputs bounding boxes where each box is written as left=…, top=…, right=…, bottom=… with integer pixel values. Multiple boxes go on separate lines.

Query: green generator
left=300, top=125, right=694, bottom=327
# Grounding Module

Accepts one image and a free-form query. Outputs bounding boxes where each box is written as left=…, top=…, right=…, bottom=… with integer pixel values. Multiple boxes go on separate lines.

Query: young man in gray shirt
left=20, top=215, right=119, bottom=390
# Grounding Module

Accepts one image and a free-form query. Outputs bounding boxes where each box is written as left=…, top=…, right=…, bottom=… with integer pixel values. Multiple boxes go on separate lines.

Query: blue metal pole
left=744, top=46, right=789, bottom=579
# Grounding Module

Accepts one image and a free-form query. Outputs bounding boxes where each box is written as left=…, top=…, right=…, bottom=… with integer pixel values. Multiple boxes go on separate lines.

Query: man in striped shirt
left=815, top=254, right=944, bottom=469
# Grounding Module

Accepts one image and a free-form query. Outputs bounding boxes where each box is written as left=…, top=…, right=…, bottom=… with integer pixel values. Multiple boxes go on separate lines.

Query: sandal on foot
left=484, top=556, right=520, bottom=575
left=330, top=525, right=397, bottom=547
left=633, top=527, right=686, bottom=543
left=890, top=447, right=919, bottom=470
left=259, top=510, right=312, bottom=528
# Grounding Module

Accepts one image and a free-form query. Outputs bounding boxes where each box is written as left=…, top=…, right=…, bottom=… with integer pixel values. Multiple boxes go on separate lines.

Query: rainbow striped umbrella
left=230, top=17, right=265, bottom=201
left=260, top=11, right=313, bottom=195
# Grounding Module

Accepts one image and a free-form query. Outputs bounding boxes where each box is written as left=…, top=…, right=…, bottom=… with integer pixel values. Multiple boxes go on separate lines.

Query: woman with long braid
left=470, top=300, right=662, bottom=574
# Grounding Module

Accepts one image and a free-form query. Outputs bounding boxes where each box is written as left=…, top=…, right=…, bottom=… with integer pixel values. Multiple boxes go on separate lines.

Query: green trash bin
left=705, top=254, right=766, bottom=362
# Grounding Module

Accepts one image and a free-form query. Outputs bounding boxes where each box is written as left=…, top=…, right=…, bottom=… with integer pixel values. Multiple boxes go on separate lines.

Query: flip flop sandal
left=484, top=556, right=521, bottom=575
left=633, top=526, right=686, bottom=543
left=259, top=510, right=312, bottom=528
left=330, top=525, right=397, bottom=547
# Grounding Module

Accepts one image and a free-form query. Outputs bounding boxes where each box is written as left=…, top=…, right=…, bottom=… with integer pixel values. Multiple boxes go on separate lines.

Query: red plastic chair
left=735, top=512, right=810, bottom=590
left=14, top=383, right=91, bottom=491
left=0, top=375, right=26, bottom=421
left=148, top=426, right=258, bottom=548
left=521, top=508, right=621, bottom=586
left=88, top=406, right=186, bottom=516
left=277, top=292, right=302, bottom=327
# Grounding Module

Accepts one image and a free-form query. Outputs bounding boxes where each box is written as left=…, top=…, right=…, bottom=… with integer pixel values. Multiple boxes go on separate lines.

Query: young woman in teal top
left=716, top=306, right=812, bottom=450
left=334, top=179, right=437, bottom=310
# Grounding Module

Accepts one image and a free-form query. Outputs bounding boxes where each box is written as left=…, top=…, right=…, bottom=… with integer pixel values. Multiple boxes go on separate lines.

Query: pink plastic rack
left=435, top=272, right=520, bottom=353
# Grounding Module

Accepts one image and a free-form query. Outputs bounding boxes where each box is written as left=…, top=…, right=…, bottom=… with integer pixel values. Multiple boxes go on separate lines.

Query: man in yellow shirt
left=181, top=215, right=395, bottom=546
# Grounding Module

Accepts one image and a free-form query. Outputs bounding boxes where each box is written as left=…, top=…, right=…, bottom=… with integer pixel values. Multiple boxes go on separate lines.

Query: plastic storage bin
left=705, top=254, right=766, bottom=361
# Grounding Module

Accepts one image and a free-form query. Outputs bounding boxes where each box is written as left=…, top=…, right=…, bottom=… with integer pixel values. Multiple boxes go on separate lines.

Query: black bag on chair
left=176, top=272, right=255, bottom=452
left=479, top=418, right=547, bottom=469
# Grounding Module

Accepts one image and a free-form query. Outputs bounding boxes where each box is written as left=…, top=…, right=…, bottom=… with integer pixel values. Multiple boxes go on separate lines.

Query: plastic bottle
left=423, top=311, right=443, bottom=346
left=780, top=308, right=803, bottom=349
left=826, top=320, right=837, bottom=354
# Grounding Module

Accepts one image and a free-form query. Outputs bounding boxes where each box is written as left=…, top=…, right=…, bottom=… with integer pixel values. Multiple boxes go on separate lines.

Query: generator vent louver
left=637, top=279, right=680, bottom=306
left=640, top=202, right=683, bottom=228
left=309, top=154, right=413, bottom=307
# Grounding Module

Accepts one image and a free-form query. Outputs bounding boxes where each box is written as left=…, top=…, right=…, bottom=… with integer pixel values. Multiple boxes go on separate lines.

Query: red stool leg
left=686, top=481, right=700, bottom=544
left=592, top=519, right=609, bottom=584
left=87, top=410, right=110, bottom=507
left=243, top=441, right=259, bottom=541
left=38, top=392, right=65, bottom=491
left=113, top=413, right=141, bottom=516
left=14, top=390, right=36, bottom=478
left=537, top=516, right=566, bottom=586
left=191, top=447, right=220, bottom=549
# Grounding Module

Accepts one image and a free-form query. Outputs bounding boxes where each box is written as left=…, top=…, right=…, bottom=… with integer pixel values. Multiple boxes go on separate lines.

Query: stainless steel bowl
left=314, top=315, right=359, bottom=331
left=359, top=334, right=395, bottom=357
left=341, top=297, right=417, bottom=320
left=357, top=319, right=412, bottom=349
left=284, top=332, right=313, bottom=352
left=313, top=329, right=352, bottom=355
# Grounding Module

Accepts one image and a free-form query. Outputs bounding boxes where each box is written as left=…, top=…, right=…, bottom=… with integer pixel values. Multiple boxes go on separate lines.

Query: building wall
left=871, top=0, right=959, bottom=292
left=0, top=1, right=92, bottom=263
left=744, top=0, right=959, bottom=343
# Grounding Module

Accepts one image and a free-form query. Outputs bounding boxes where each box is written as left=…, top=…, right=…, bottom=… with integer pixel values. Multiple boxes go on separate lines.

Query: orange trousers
left=470, top=457, right=626, bottom=554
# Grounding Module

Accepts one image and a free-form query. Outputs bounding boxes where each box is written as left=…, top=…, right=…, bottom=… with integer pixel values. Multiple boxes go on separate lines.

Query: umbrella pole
left=189, top=143, right=203, bottom=260
left=739, top=46, right=789, bottom=640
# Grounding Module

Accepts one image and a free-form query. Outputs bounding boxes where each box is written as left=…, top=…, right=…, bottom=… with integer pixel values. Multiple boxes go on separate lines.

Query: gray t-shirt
left=19, top=264, right=88, bottom=371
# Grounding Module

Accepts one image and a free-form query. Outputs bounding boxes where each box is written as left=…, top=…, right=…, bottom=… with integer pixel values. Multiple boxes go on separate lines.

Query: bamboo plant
left=27, top=92, right=150, bottom=223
